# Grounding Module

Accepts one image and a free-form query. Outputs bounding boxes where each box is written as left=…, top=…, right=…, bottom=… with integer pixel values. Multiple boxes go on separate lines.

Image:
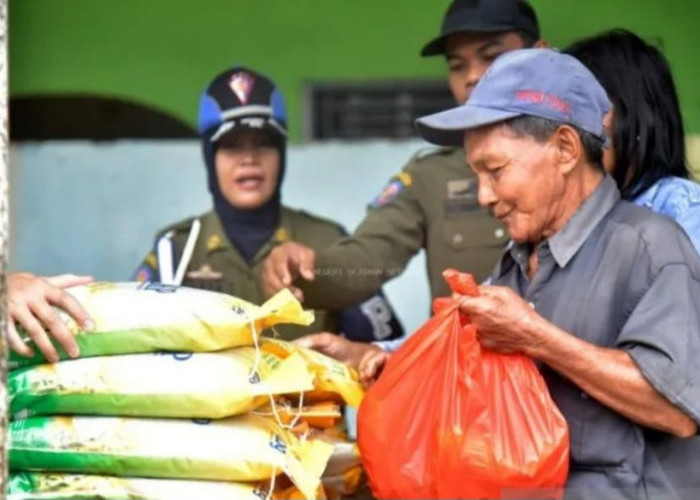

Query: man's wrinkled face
left=465, top=123, right=565, bottom=244
left=446, top=31, right=527, bottom=104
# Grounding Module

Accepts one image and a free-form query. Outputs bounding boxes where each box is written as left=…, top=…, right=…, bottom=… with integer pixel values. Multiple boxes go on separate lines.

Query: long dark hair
left=565, top=29, right=688, bottom=200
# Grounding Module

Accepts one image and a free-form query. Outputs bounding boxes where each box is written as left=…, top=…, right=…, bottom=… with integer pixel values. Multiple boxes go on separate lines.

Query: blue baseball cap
left=415, top=48, right=611, bottom=146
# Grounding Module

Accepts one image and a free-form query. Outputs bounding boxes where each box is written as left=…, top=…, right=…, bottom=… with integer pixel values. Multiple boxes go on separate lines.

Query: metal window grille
left=304, top=80, right=453, bottom=140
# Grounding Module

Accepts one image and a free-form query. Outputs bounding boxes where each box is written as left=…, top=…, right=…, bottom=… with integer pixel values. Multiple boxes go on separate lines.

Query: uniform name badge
left=445, top=178, right=480, bottom=216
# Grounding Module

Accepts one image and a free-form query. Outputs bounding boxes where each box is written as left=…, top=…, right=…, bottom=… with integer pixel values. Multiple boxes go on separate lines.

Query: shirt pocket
left=442, top=209, right=509, bottom=249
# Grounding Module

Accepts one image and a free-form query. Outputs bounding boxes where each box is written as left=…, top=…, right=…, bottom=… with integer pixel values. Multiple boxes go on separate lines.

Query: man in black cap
left=134, top=65, right=404, bottom=343
left=262, top=0, right=545, bottom=364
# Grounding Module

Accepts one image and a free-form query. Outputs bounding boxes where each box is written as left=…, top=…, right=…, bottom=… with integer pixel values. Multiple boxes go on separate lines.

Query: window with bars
left=304, top=80, right=454, bottom=140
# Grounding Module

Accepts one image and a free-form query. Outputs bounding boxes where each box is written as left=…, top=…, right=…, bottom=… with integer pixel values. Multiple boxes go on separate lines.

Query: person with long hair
left=566, top=29, right=700, bottom=252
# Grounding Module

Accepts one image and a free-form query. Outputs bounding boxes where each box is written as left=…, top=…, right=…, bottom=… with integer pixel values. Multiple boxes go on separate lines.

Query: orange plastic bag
left=358, top=269, right=569, bottom=499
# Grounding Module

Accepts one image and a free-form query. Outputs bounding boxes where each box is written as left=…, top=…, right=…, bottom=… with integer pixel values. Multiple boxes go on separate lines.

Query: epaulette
left=289, top=208, right=347, bottom=236
left=413, top=145, right=457, bottom=162
left=154, top=216, right=199, bottom=241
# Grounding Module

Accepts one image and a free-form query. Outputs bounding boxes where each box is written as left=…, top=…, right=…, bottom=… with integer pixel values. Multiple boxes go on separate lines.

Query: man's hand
left=294, top=332, right=380, bottom=370
left=358, top=348, right=391, bottom=387
left=262, top=242, right=316, bottom=301
left=8, top=272, right=95, bottom=362
left=456, top=285, right=543, bottom=355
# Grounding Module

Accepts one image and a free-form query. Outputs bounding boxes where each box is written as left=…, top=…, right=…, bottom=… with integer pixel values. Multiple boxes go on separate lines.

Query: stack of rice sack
left=7, top=282, right=364, bottom=500
left=258, top=338, right=365, bottom=500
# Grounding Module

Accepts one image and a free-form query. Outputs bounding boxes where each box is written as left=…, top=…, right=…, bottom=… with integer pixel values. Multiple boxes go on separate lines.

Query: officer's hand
left=8, top=272, right=95, bottom=362
left=262, top=242, right=316, bottom=301
left=294, top=332, right=379, bottom=370
left=358, top=348, right=391, bottom=387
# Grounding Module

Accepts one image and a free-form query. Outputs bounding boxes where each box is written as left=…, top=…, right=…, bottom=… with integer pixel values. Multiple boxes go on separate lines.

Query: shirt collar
left=494, top=174, right=620, bottom=277
left=203, top=209, right=295, bottom=268
left=548, top=174, right=620, bottom=268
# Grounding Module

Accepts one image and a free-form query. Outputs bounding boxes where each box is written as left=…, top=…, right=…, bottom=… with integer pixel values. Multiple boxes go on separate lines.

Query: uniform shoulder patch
left=133, top=265, right=153, bottom=283
left=370, top=172, right=411, bottom=208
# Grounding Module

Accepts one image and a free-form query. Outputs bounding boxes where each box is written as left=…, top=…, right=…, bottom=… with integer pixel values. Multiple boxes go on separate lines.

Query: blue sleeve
left=339, top=291, right=404, bottom=343
left=672, top=201, right=700, bottom=256
left=635, top=178, right=700, bottom=256
left=657, top=179, right=700, bottom=255
left=374, top=336, right=407, bottom=353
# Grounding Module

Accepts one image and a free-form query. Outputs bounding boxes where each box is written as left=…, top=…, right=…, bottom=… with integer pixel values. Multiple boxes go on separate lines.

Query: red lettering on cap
left=516, top=90, right=544, bottom=103
left=516, top=90, right=570, bottom=114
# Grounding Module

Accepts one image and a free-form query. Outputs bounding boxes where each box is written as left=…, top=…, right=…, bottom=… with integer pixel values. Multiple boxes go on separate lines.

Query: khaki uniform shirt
left=300, top=147, right=509, bottom=309
left=135, top=208, right=357, bottom=340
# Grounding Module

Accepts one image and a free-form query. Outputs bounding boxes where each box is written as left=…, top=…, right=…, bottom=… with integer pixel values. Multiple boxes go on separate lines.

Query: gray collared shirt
left=491, top=175, right=700, bottom=500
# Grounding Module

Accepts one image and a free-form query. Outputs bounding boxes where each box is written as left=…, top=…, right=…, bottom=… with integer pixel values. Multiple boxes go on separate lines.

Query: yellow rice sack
left=8, top=472, right=310, bottom=500
left=10, top=349, right=314, bottom=420
left=10, top=283, right=313, bottom=369
left=260, top=338, right=364, bottom=407
left=9, top=414, right=332, bottom=499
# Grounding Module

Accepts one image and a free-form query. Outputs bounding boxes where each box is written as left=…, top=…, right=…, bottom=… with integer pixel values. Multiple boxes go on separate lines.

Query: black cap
left=421, top=0, right=540, bottom=56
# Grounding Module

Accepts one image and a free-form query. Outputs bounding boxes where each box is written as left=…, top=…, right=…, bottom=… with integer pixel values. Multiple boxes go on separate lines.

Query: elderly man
left=416, top=49, right=700, bottom=499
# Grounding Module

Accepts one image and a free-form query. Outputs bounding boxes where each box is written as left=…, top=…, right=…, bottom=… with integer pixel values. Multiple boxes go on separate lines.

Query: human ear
left=552, top=125, right=581, bottom=175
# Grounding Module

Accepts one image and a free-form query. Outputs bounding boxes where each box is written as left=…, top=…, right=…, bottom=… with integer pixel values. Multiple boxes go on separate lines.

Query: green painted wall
left=9, top=0, right=700, bottom=141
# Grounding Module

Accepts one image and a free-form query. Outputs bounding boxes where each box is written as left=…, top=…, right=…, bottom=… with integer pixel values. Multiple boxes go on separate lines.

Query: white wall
left=10, top=140, right=432, bottom=333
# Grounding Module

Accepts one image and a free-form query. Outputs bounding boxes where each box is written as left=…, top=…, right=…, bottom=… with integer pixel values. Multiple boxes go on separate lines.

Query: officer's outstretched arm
left=296, top=164, right=426, bottom=309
